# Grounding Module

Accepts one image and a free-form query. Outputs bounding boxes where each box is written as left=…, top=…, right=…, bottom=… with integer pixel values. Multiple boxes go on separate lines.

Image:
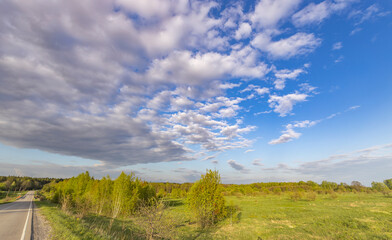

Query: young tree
left=188, top=170, right=226, bottom=228
left=384, top=179, right=392, bottom=190
left=112, top=172, right=134, bottom=218
left=371, top=182, right=390, bottom=196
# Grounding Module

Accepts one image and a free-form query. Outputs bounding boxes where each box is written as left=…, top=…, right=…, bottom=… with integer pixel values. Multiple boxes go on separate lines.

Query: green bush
left=187, top=170, right=226, bottom=228
left=290, top=191, right=303, bottom=201
left=306, top=192, right=317, bottom=201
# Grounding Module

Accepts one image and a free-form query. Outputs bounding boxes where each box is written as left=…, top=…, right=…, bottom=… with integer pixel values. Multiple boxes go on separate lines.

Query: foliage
left=371, top=182, right=391, bottom=196
left=0, top=175, right=58, bottom=192
left=384, top=178, right=392, bottom=190
left=136, top=199, right=178, bottom=240
left=187, top=170, right=226, bottom=228
left=41, top=171, right=156, bottom=218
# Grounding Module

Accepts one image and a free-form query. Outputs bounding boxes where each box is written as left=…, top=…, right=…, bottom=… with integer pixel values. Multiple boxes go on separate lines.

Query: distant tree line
left=0, top=176, right=60, bottom=192
left=145, top=179, right=392, bottom=198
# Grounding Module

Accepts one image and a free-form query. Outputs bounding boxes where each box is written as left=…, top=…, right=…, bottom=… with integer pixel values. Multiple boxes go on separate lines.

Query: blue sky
left=0, top=0, right=391, bottom=185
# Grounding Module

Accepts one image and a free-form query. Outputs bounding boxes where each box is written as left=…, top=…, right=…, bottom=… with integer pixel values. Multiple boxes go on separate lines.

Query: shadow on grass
left=163, top=198, right=185, bottom=207
left=83, top=215, right=146, bottom=240
left=36, top=201, right=146, bottom=240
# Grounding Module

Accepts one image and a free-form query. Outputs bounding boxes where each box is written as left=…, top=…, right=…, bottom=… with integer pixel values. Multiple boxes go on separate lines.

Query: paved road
left=0, top=191, right=34, bottom=240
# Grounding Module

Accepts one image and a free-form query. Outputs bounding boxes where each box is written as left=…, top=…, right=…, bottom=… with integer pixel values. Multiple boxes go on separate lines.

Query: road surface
left=0, top=191, right=34, bottom=240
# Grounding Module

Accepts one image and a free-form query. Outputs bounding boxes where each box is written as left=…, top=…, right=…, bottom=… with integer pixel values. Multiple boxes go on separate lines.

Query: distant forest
left=1, top=174, right=391, bottom=196
left=0, top=176, right=62, bottom=192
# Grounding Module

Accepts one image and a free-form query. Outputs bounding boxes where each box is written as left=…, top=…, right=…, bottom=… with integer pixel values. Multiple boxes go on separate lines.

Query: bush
left=306, top=192, right=317, bottom=201
left=187, top=170, right=226, bottom=228
left=290, top=191, right=303, bottom=201
left=372, top=182, right=391, bottom=196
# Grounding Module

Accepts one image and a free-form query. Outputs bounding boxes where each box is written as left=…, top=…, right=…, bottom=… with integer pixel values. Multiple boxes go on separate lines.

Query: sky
left=0, top=0, right=391, bottom=186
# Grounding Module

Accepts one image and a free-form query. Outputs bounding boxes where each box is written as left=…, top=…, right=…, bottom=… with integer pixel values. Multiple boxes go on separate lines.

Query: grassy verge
left=35, top=200, right=145, bottom=240
left=0, top=191, right=28, bottom=204
left=36, top=193, right=392, bottom=240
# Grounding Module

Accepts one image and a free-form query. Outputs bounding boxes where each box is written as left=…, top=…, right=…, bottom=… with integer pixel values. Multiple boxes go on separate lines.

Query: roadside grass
left=0, top=190, right=28, bottom=204
left=36, top=200, right=145, bottom=240
left=36, top=193, right=392, bottom=240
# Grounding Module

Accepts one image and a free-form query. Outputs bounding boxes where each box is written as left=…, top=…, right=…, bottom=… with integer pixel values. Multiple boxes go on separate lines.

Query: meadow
left=36, top=192, right=392, bottom=240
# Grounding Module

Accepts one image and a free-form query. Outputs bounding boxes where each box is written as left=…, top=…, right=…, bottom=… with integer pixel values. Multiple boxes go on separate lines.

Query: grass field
left=37, top=193, right=392, bottom=240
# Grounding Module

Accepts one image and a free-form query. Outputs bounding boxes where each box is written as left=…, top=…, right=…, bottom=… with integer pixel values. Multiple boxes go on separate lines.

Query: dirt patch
left=33, top=202, right=52, bottom=240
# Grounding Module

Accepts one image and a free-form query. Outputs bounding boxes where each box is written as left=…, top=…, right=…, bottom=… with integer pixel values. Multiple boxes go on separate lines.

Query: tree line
left=0, top=176, right=60, bottom=192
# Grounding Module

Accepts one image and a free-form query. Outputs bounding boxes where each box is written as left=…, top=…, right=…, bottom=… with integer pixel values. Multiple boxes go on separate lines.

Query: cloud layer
left=0, top=0, right=365, bottom=171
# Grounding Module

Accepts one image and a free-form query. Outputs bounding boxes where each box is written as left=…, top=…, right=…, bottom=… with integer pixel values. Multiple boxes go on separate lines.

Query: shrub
left=187, top=170, right=226, bottom=228
left=372, top=182, right=391, bottom=196
left=306, top=192, right=317, bottom=201
left=290, top=191, right=303, bottom=201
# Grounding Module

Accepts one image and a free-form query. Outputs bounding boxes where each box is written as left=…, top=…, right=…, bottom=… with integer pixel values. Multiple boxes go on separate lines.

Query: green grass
left=36, top=193, right=392, bottom=240
left=193, top=193, right=392, bottom=240
left=0, top=190, right=27, bottom=204
left=36, top=201, right=145, bottom=240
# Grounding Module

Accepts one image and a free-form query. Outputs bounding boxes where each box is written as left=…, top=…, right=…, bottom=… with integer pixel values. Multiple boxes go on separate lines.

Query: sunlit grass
left=36, top=193, right=392, bottom=239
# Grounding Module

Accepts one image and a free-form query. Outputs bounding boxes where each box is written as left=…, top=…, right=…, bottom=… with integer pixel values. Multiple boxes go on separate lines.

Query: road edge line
left=20, top=194, right=32, bottom=240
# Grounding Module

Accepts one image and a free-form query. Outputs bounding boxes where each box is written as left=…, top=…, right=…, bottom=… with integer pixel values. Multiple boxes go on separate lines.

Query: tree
left=187, top=170, right=226, bottom=228
left=112, top=172, right=134, bottom=218
left=383, top=179, right=392, bottom=190
left=371, top=182, right=390, bottom=196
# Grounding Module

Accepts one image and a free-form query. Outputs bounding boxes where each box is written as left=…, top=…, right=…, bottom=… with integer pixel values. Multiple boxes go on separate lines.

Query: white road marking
left=20, top=194, right=32, bottom=240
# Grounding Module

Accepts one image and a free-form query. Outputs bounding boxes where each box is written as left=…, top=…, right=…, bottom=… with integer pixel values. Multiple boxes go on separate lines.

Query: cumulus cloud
left=268, top=92, right=309, bottom=116
left=235, top=22, right=252, bottom=40
left=250, top=0, right=301, bottom=29
left=274, top=68, right=306, bottom=90
left=0, top=0, right=337, bottom=171
left=252, top=32, right=321, bottom=59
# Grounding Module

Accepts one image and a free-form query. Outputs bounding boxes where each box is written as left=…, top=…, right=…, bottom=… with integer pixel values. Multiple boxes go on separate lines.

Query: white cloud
left=252, top=32, right=321, bottom=59
left=245, top=149, right=255, bottom=153
left=235, top=22, right=252, bottom=40
left=269, top=128, right=302, bottom=145
left=268, top=92, right=309, bottom=116
left=269, top=119, right=318, bottom=144
left=269, top=105, right=360, bottom=144
left=292, top=0, right=356, bottom=27
left=227, top=159, right=248, bottom=172
left=332, top=42, right=343, bottom=50
left=274, top=68, right=305, bottom=90
left=334, top=55, right=344, bottom=63
left=349, top=4, right=390, bottom=25
left=292, top=1, right=330, bottom=26
left=250, top=0, right=301, bottom=29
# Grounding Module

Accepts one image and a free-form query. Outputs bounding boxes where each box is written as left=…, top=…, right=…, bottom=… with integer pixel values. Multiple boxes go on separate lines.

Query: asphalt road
left=0, top=191, right=34, bottom=240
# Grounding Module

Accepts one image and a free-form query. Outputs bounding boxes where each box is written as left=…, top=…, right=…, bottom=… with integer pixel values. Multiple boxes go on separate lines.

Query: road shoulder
left=33, top=202, right=53, bottom=240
